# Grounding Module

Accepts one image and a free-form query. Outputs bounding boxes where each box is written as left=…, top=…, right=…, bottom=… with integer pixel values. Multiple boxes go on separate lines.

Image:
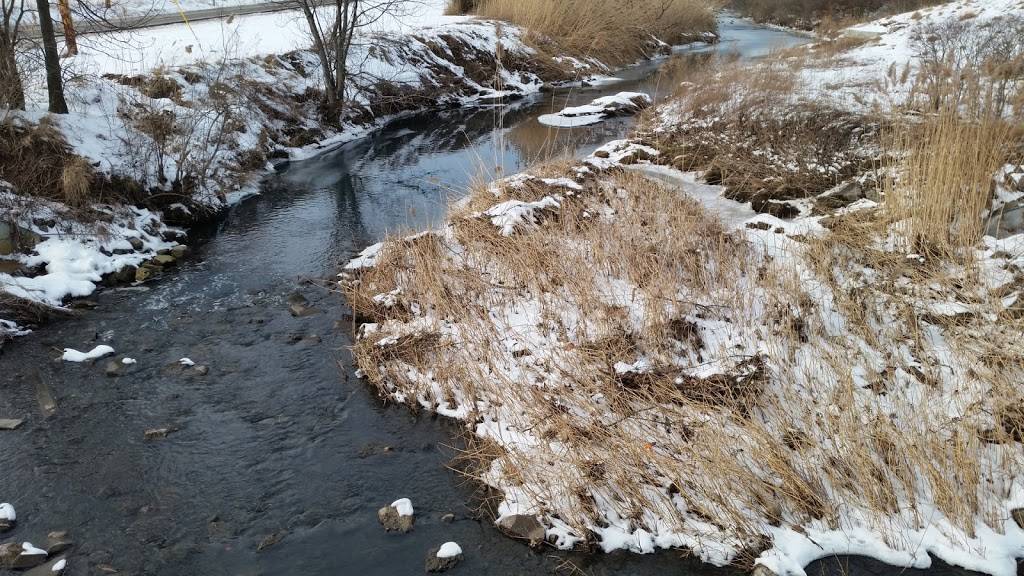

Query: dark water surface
left=0, top=17, right=984, bottom=576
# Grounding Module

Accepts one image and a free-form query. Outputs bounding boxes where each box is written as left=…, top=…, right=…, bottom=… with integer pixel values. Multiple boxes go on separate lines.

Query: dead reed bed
left=342, top=153, right=1024, bottom=569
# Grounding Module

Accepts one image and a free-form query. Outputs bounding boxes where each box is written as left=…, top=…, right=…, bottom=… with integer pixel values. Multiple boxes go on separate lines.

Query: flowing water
left=0, top=17, right=981, bottom=576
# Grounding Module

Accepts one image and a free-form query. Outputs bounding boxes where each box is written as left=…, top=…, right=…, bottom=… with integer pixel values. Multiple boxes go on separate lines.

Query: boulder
left=104, top=360, right=124, bottom=377
left=378, top=500, right=415, bottom=533
left=0, top=542, right=48, bottom=570
left=135, top=266, right=154, bottom=283
left=153, top=254, right=176, bottom=266
left=425, top=542, right=462, bottom=573
left=128, top=237, right=145, bottom=251
left=46, top=531, right=73, bottom=555
left=170, top=245, right=188, bottom=259
left=497, top=514, right=545, bottom=545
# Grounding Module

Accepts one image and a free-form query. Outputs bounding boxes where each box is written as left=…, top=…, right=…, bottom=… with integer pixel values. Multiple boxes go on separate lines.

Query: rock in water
left=0, top=502, right=15, bottom=532
left=378, top=499, right=415, bottom=533
left=0, top=418, right=23, bottom=430
left=45, top=531, right=73, bottom=555
left=0, top=542, right=48, bottom=570
left=497, top=514, right=546, bottom=545
left=104, top=360, right=124, bottom=377
left=24, top=556, right=67, bottom=575
left=425, top=542, right=462, bottom=573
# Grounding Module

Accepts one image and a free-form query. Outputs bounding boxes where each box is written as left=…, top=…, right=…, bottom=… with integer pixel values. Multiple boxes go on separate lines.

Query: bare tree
left=0, top=0, right=26, bottom=109
left=35, top=0, right=67, bottom=112
left=291, top=0, right=417, bottom=113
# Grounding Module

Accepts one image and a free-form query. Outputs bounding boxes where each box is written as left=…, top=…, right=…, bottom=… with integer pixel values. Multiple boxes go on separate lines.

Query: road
left=24, top=2, right=304, bottom=37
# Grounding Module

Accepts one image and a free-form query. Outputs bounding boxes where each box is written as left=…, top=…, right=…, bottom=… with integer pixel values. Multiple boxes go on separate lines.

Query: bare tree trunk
left=0, top=33, right=24, bottom=109
left=299, top=0, right=338, bottom=106
left=35, top=0, right=68, bottom=113
left=56, top=0, right=77, bottom=56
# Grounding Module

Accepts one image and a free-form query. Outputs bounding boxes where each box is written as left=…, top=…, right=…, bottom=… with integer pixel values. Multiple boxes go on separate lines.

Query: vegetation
left=729, top=0, right=948, bottom=30
left=448, top=0, right=719, bottom=65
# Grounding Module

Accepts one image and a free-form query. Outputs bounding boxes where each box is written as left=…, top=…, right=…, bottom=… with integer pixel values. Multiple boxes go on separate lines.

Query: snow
left=62, top=345, right=116, bottom=362
left=52, top=559, right=67, bottom=572
left=21, top=542, right=47, bottom=556
left=391, top=498, right=414, bottom=517
left=483, top=196, right=562, bottom=236
left=539, top=92, right=651, bottom=127
left=179, top=357, right=195, bottom=366
left=436, top=541, right=462, bottom=558
left=0, top=194, right=178, bottom=313
left=122, top=357, right=138, bottom=365
left=0, top=503, right=15, bottom=521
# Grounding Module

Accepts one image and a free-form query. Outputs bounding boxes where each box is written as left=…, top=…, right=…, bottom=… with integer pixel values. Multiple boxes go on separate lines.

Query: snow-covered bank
left=338, top=2, right=1024, bottom=573
left=342, top=136, right=1024, bottom=576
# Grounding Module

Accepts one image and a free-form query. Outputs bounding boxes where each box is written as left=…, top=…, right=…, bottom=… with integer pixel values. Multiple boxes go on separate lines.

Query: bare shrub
left=909, top=15, right=1024, bottom=117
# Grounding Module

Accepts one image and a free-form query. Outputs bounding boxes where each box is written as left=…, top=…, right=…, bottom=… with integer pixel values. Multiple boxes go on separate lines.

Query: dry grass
left=883, top=109, right=1017, bottom=254
left=473, top=0, right=720, bottom=66
left=643, top=54, right=880, bottom=212
left=342, top=156, right=1024, bottom=565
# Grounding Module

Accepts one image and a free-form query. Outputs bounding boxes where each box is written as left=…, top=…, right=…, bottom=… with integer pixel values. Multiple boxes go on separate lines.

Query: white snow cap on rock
left=391, top=498, right=414, bottom=517
left=0, top=503, right=14, bottom=521
left=62, top=345, right=115, bottom=362
left=52, top=558, right=67, bottom=572
left=122, top=357, right=137, bottom=365
left=436, top=542, right=462, bottom=558
left=21, top=542, right=47, bottom=555
left=539, top=92, right=651, bottom=127
left=179, top=358, right=195, bottom=366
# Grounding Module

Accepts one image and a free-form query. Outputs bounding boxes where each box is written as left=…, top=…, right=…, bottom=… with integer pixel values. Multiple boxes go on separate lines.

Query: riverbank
left=341, top=1, right=1024, bottom=574
left=1, top=0, right=718, bottom=343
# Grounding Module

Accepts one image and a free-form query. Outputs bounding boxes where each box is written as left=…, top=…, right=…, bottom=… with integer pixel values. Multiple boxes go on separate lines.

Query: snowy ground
left=795, top=0, right=1024, bottom=112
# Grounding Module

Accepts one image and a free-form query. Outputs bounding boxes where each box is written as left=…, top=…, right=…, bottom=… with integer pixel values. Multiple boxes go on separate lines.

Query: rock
left=497, top=514, right=546, bottom=545
left=144, top=427, right=177, bottom=440
left=1012, top=508, right=1024, bottom=530
left=440, top=513, right=455, bottom=524
left=104, top=360, right=124, bottom=377
left=169, top=245, right=188, bottom=259
left=128, top=237, right=145, bottom=251
left=256, top=531, right=286, bottom=551
left=378, top=502, right=415, bottom=533
left=0, top=542, right=48, bottom=570
left=0, top=222, right=41, bottom=256
left=46, top=531, right=73, bottom=556
left=153, top=254, right=176, bottom=266
left=425, top=542, right=462, bottom=573
left=192, top=365, right=209, bottom=376
left=0, top=418, right=24, bottom=430
left=288, top=292, right=318, bottom=317
left=25, top=557, right=67, bottom=575
left=0, top=502, right=15, bottom=532
left=750, top=195, right=800, bottom=219
left=135, top=266, right=153, bottom=283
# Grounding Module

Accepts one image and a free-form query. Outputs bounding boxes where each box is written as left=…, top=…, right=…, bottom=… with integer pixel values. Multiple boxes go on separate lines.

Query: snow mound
left=0, top=503, right=14, bottom=521
left=62, top=345, right=115, bottom=362
left=391, top=498, right=414, bottom=517
left=436, top=542, right=462, bottom=558
left=539, top=92, right=652, bottom=127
